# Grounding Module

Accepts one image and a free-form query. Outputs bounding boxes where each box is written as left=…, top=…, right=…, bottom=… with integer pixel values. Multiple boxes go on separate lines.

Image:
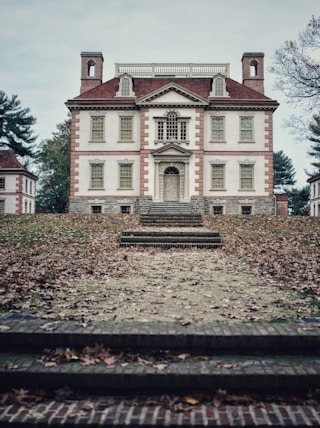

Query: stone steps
left=140, top=202, right=203, bottom=227
left=0, top=318, right=320, bottom=426
left=119, top=230, right=222, bottom=248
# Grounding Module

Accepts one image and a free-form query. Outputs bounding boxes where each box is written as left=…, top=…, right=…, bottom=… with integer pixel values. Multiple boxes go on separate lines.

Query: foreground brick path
left=0, top=316, right=320, bottom=426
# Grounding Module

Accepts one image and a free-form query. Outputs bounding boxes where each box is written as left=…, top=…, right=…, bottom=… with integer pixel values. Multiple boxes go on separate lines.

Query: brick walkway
left=1, top=316, right=320, bottom=426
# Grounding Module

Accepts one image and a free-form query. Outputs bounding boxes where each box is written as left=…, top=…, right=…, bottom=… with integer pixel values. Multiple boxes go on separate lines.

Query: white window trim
left=117, top=160, right=134, bottom=190
left=239, top=115, right=255, bottom=143
left=89, top=160, right=105, bottom=190
left=210, top=161, right=226, bottom=191
left=209, top=74, right=229, bottom=98
left=118, top=114, right=134, bottom=143
left=239, top=161, right=255, bottom=191
left=89, top=113, right=106, bottom=143
left=154, top=111, right=190, bottom=144
left=210, top=115, right=226, bottom=143
left=115, top=74, right=135, bottom=97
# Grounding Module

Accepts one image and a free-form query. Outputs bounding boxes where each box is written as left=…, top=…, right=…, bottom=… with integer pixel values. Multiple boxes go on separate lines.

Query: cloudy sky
left=1, top=0, right=319, bottom=186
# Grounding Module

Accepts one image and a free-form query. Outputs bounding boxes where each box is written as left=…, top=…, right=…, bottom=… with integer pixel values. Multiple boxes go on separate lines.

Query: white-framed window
left=0, top=178, right=5, bottom=190
left=215, top=78, right=223, bottom=96
left=240, top=164, right=254, bottom=190
left=119, top=163, right=133, bottom=189
left=121, top=78, right=130, bottom=96
left=0, top=200, right=4, bottom=213
left=240, top=116, right=254, bottom=142
left=30, top=181, right=33, bottom=195
left=90, top=163, right=104, bottom=189
left=91, top=116, right=105, bottom=141
left=211, top=116, right=225, bottom=142
left=211, top=164, right=225, bottom=190
left=119, top=116, right=133, bottom=141
left=155, top=111, right=189, bottom=143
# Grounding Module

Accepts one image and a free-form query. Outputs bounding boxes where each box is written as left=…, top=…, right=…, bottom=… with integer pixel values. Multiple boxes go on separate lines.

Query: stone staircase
left=140, top=202, right=202, bottom=227
left=0, top=318, right=320, bottom=426
left=120, top=230, right=222, bottom=248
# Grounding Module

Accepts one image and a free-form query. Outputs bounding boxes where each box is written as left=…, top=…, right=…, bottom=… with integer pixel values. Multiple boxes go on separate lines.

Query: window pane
left=0, top=178, right=5, bottom=190
left=211, top=164, right=225, bottom=189
left=91, top=117, right=104, bottom=141
left=121, top=78, right=130, bottom=96
left=120, top=117, right=133, bottom=141
left=215, top=78, right=223, bottom=96
left=240, top=164, right=254, bottom=189
left=0, top=200, right=4, bottom=213
left=240, top=117, right=253, bottom=141
left=180, top=121, right=187, bottom=140
left=212, top=117, right=224, bottom=141
left=167, top=112, right=178, bottom=140
left=119, top=164, right=132, bottom=189
left=157, top=121, right=164, bottom=140
left=91, top=163, right=104, bottom=188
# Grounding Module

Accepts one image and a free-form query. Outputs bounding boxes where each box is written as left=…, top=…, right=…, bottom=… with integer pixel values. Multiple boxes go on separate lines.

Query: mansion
left=66, top=52, right=279, bottom=215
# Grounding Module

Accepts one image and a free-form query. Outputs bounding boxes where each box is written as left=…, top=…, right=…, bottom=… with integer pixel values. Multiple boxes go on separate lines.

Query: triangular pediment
left=152, top=143, right=192, bottom=158
left=137, top=83, right=208, bottom=106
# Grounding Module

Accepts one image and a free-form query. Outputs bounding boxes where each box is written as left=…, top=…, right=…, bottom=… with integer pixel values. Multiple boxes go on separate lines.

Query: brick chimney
left=80, top=52, right=104, bottom=94
left=242, top=52, right=264, bottom=95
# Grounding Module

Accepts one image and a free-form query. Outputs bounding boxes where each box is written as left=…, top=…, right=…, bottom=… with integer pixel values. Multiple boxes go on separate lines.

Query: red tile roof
left=69, top=76, right=276, bottom=105
left=0, top=150, right=25, bottom=169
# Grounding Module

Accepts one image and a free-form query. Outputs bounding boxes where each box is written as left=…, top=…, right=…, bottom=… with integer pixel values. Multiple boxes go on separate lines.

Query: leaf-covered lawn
left=0, top=214, right=319, bottom=321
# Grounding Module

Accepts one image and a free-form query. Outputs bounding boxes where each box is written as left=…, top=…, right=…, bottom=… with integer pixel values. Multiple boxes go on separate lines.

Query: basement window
left=241, top=205, right=252, bottom=215
left=91, top=205, right=102, bottom=214
left=213, top=206, right=224, bottom=215
left=120, top=205, right=131, bottom=214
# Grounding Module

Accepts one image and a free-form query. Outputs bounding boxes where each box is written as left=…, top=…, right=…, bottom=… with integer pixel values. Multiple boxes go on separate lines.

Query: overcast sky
left=1, top=0, right=319, bottom=186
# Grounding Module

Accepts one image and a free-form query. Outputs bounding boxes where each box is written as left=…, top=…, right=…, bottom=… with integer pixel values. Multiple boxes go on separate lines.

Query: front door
left=164, top=166, right=180, bottom=201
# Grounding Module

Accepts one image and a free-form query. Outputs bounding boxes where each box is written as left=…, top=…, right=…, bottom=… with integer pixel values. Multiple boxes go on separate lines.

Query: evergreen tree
left=0, top=90, right=36, bottom=157
left=308, top=114, right=320, bottom=170
left=36, top=119, right=70, bottom=213
left=286, top=186, right=310, bottom=215
left=273, top=150, right=296, bottom=191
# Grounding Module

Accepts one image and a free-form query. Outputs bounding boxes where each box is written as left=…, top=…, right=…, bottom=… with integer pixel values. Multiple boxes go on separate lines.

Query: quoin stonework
left=66, top=52, right=279, bottom=215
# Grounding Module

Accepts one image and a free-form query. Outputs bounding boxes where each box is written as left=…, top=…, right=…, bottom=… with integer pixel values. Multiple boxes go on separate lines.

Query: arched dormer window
left=215, top=78, right=223, bottom=96
left=116, top=74, right=135, bottom=97
left=121, top=78, right=130, bottom=96
left=210, top=74, right=229, bottom=98
left=87, top=60, right=96, bottom=78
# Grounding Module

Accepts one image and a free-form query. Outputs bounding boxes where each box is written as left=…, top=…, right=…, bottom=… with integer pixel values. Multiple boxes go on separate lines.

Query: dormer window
left=116, top=74, right=135, bottom=97
left=215, top=78, right=223, bottom=96
left=121, top=78, right=130, bottom=96
left=210, top=74, right=229, bottom=97
left=155, top=111, right=189, bottom=144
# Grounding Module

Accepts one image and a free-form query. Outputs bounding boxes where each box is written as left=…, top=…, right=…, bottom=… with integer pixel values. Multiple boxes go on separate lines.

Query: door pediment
left=151, top=143, right=192, bottom=159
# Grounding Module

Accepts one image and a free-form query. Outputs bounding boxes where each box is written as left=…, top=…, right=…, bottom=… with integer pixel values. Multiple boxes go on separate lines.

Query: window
left=91, top=205, right=102, bottom=214
left=211, top=117, right=225, bottom=141
left=240, top=116, right=253, bottom=141
left=213, top=206, right=223, bottom=215
left=121, top=78, right=130, bottom=96
left=0, top=178, right=5, bottom=190
left=156, top=112, right=189, bottom=142
left=241, top=205, right=252, bottom=215
left=120, top=205, right=131, bottom=214
left=25, top=179, right=28, bottom=193
left=215, top=78, right=223, bottom=96
left=318, top=182, right=320, bottom=196
left=0, top=200, right=4, bottom=214
left=119, top=163, right=133, bottom=189
left=91, top=116, right=104, bottom=141
left=90, top=163, right=104, bottom=189
left=119, top=116, right=133, bottom=141
left=30, top=181, right=33, bottom=195
left=211, top=164, right=225, bottom=190
left=240, top=164, right=254, bottom=190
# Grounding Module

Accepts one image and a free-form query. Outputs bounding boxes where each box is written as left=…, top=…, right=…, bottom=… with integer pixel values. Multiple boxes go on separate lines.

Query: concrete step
left=140, top=214, right=203, bottom=227
left=119, top=230, right=222, bottom=248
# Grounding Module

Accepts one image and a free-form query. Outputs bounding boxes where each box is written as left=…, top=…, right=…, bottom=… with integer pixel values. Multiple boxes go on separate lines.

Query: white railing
left=115, top=63, right=230, bottom=78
